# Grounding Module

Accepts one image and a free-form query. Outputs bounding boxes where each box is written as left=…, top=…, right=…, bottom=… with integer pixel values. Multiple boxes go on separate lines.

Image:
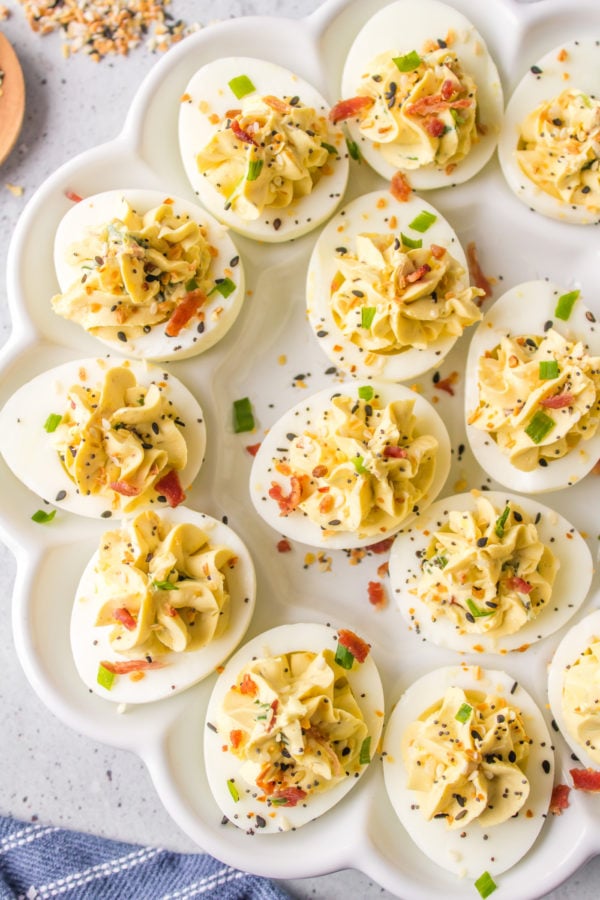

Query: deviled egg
left=178, top=57, right=349, bottom=242
left=307, top=190, right=483, bottom=381
left=0, top=357, right=206, bottom=518
left=548, top=609, right=600, bottom=770
left=499, top=39, right=600, bottom=225
left=204, top=622, right=384, bottom=832
left=389, top=490, right=593, bottom=653
left=337, top=0, right=503, bottom=188
left=51, top=189, right=245, bottom=361
left=71, top=508, right=256, bottom=704
left=465, top=281, right=600, bottom=493
left=250, top=382, right=450, bottom=549
left=383, top=665, right=554, bottom=880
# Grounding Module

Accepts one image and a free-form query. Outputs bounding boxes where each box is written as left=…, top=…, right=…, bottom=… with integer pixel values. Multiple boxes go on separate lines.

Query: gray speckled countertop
left=1, top=1, right=599, bottom=897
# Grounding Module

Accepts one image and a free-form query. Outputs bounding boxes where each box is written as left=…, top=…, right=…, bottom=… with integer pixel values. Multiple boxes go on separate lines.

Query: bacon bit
left=430, top=244, right=446, bottom=259
left=337, top=628, right=370, bottom=663
left=266, top=699, right=279, bottom=733
left=318, top=493, right=335, bottom=515
left=390, top=171, right=412, bottom=202
left=377, top=561, right=389, bottom=579
left=65, top=189, right=83, bottom=203
left=164, top=604, right=178, bottom=617
left=570, top=768, right=600, bottom=792
left=230, top=729, right=243, bottom=749
left=434, top=370, right=460, bottom=396
left=441, top=79, right=455, bottom=100
left=406, top=263, right=431, bottom=284
left=549, top=783, right=570, bottom=815
left=165, top=289, right=206, bottom=337
left=263, top=95, right=290, bottom=114
left=425, top=117, right=446, bottom=137
left=506, top=576, right=533, bottom=594
left=155, top=469, right=186, bottom=508
left=466, top=241, right=493, bottom=302
left=245, top=442, right=262, bottom=457
left=109, top=480, right=140, bottom=497
left=329, top=95, right=374, bottom=123
left=113, top=608, right=136, bottom=630
left=368, top=580, right=386, bottom=608
left=225, top=108, right=242, bottom=119
left=383, top=445, right=408, bottom=459
left=240, top=674, right=258, bottom=696
left=268, top=475, right=308, bottom=516
left=407, top=95, right=471, bottom=117
left=100, top=659, right=164, bottom=674
left=277, top=539, right=292, bottom=553
left=270, top=787, right=308, bottom=807
left=540, top=392, right=574, bottom=409
left=230, top=118, right=257, bottom=145
left=367, top=537, right=394, bottom=554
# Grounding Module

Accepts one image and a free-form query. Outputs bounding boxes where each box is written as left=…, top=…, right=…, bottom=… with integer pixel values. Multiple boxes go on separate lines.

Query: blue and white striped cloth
left=0, top=817, right=290, bottom=900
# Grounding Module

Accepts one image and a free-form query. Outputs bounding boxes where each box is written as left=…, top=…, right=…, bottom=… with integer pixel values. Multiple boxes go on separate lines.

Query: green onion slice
left=44, top=413, right=62, bottom=433
left=361, top=306, right=376, bottom=329
left=228, top=74, right=256, bottom=99
left=400, top=233, right=422, bottom=249
left=152, top=579, right=179, bottom=591
left=467, top=599, right=495, bottom=618
left=31, top=509, right=56, bottom=524
left=358, top=385, right=374, bottom=401
left=525, top=410, right=555, bottom=444
left=352, top=455, right=368, bottom=474
left=233, top=397, right=255, bottom=433
left=450, top=108, right=465, bottom=125
left=393, top=50, right=422, bottom=72
left=494, top=505, right=510, bottom=538
left=246, top=158, right=264, bottom=182
left=227, top=778, right=240, bottom=802
left=97, top=664, right=115, bottom=691
left=359, top=736, right=372, bottom=765
left=335, top=642, right=355, bottom=670
left=346, top=138, right=361, bottom=162
left=455, top=702, right=472, bottom=723
left=474, top=871, right=497, bottom=898
left=554, top=289, right=579, bottom=321
left=209, top=277, right=236, bottom=299
left=539, top=360, right=559, bottom=380
left=408, top=210, right=437, bottom=233
left=321, top=141, right=338, bottom=155
left=185, top=277, right=199, bottom=292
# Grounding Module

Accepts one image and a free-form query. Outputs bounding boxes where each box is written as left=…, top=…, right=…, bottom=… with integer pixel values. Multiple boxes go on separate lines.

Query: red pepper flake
left=165, top=289, right=206, bottom=337
left=570, top=767, right=600, bottom=792
left=113, top=608, right=137, bottom=630
left=466, top=241, right=492, bottom=302
left=540, top=392, right=574, bottom=409
left=277, top=539, right=292, bottom=553
left=65, top=189, right=83, bottom=203
left=390, top=171, right=412, bottom=202
left=239, top=674, right=258, bottom=696
left=549, top=783, right=570, bottom=815
left=337, top=628, right=370, bottom=663
left=155, top=469, right=186, bottom=508
left=100, top=659, right=165, bottom=674
left=367, top=537, right=394, bottom=554
left=434, top=370, right=460, bottom=396
left=230, top=118, right=257, bottom=145
left=230, top=729, right=243, bottom=749
left=329, top=96, right=373, bottom=123
left=368, top=580, right=386, bottom=608
left=109, top=480, right=140, bottom=497
left=245, top=442, right=262, bottom=456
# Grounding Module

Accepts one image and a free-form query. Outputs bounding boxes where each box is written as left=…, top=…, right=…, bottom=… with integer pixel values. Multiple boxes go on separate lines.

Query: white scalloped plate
left=2, top=1, right=600, bottom=898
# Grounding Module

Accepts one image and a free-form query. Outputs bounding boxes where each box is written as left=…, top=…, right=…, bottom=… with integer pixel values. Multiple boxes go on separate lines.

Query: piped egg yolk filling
left=469, top=328, right=600, bottom=471
left=415, top=497, right=558, bottom=637
left=52, top=365, right=187, bottom=509
left=516, top=89, right=600, bottom=211
left=52, top=201, right=216, bottom=341
left=219, top=649, right=369, bottom=806
left=352, top=48, right=478, bottom=171
left=402, top=685, right=531, bottom=829
left=562, top=638, right=600, bottom=765
left=196, top=94, right=337, bottom=219
left=269, top=393, right=438, bottom=537
left=91, top=510, right=236, bottom=658
left=330, top=233, right=482, bottom=355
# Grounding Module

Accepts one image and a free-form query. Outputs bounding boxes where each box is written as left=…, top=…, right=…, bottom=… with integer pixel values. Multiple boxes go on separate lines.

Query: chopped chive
left=359, top=736, right=372, bottom=765
left=554, top=289, right=579, bottom=320
left=467, top=599, right=495, bottom=618
left=392, top=50, right=422, bottom=72
left=97, top=664, right=115, bottom=691
left=233, top=397, right=255, bottom=433
left=358, top=385, right=374, bottom=401
left=44, top=413, right=62, bottom=433
left=246, top=159, right=264, bottom=182
left=361, top=306, right=376, bottom=329
left=151, top=579, right=179, bottom=591
left=209, top=277, right=237, bottom=299
left=525, top=410, right=555, bottom=444
left=335, top=642, right=355, bottom=670
left=494, top=505, right=510, bottom=537
left=475, top=871, right=497, bottom=898
left=346, top=138, right=361, bottom=162
left=400, top=233, right=422, bottom=249
left=450, top=108, right=465, bottom=126
left=227, top=778, right=240, bottom=802
left=31, top=509, right=56, bottom=524
left=539, top=360, right=559, bottom=380
left=185, top=277, right=199, bottom=292
left=352, top=455, right=368, bottom=474
left=321, top=141, right=338, bottom=155
left=455, top=702, right=472, bottom=723
left=408, top=210, right=437, bottom=233
left=228, top=74, right=255, bottom=99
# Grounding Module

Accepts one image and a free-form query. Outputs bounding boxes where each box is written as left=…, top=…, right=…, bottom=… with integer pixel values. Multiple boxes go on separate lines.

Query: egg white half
left=204, top=622, right=384, bottom=833
left=389, top=490, right=593, bottom=654
left=178, top=57, right=349, bottom=242
left=306, top=189, right=476, bottom=381
left=71, top=507, right=256, bottom=704
left=383, top=665, right=554, bottom=879
left=249, top=382, right=451, bottom=549
left=340, top=0, right=503, bottom=188
left=465, top=280, right=600, bottom=493
left=498, top=39, right=600, bottom=225
left=548, top=608, right=600, bottom=769
left=0, top=357, right=206, bottom=519
left=53, top=189, right=245, bottom=362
